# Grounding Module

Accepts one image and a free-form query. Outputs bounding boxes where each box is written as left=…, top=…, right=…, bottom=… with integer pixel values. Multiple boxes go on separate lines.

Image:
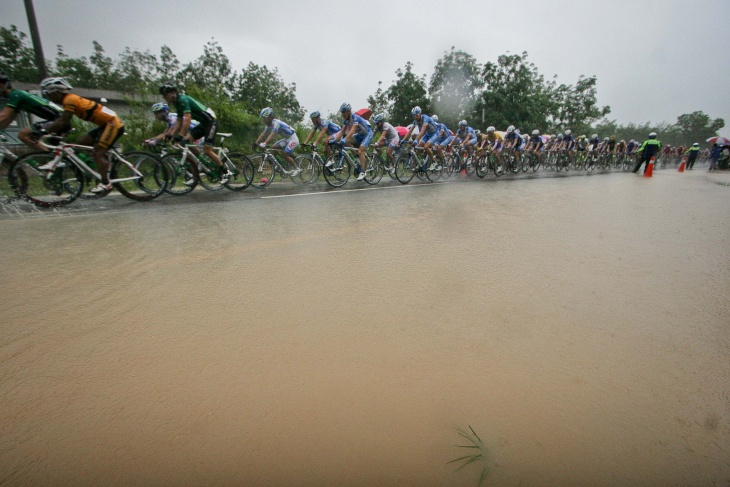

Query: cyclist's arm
left=44, top=110, right=73, bottom=135
left=0, top=106, right=17, bottom=130
left=179, top=113, right=192, bottom=138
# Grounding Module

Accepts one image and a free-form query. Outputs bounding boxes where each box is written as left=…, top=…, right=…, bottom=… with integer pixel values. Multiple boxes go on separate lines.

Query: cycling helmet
left=592, top=134, right=598, bottom=139
left=373, top=113, right=385, bottom=123
left=514, top=129, right=521, bottom=135
left=557, top=134, right=564, bottom=140
left=693, top=142, right=699, bottom=146
left=40, top=77, right=73, bottom=93
left=458, top=120, right=467, bottom=127
left=339, top=102, right=351, bottom=113
left=506, top=125, right=515, bottom=133
left=309, top=110, right=321, bottom=119
left=431, top=114, right=438, bottom=122
left=603, top=137, right=609, bottom=141
left=486, top=126, right=495, bottom=133
left=475, top=129, right=481, bottom=136
left=532, top=130, right=540, bottom=136
left=411, top=106, right=422, bottom=116
left=564, top=129, right=571, bottom=136
left=158, top=81, right=177, bottom=94
left=151, top=102, right=169, bottom=113
left=260, top=107, right=274, bottom=118
left=610, top=135, right=616, bottom=141
left=649, top=132, right=657, bottom=139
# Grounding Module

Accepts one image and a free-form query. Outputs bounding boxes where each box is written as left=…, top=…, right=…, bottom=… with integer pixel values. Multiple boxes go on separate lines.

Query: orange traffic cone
left=645, top=157, right=654, bottom=177
left=678, top=156, right=686, bottom=172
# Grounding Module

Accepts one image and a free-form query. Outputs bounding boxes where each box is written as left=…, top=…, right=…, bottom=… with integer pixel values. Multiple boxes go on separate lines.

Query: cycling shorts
left=190, top=119, right=218, bottom=146
left=439, top=135, right=454, bottom=147
left=353, top=131, right=373, bottom=148
left=87, top=118, right=125, bottom=149
left=273, top=134, right=299, bottom=155
left=420, top=131, right=440, bottom=145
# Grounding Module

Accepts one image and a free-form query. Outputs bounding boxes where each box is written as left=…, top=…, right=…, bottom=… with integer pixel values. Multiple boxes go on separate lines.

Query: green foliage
left=0, top=25, right=40, bottom=82
left=231, top=62, right=304, bottom=122
left=551, top=75, right=610, bottom=134
left=367, top=81, right=389, bottom=119
left=448, top=426, right=489, bottom=487
left=387, top=62, right=431, bottom=126
left=429, top=47, right=484, bottom=128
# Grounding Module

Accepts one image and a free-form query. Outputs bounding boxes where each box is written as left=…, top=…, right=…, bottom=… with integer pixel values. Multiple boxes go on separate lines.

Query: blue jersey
left=167, top=112, right=198, bottom=131
left=314, top=118, right=341, bottom=136
left=343, top=113, right=372, bottom=136
left=438, top=122, right=451, bottom=138
left=457, top=126, right=477, bottom=140
left=413, top=114, right=439, bottom=135
left=264, top=119, right=295, bottom=137
left=563, top=135, right=575, bottom=148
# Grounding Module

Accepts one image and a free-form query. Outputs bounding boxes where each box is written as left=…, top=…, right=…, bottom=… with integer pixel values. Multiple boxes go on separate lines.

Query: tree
left=179, top=39, right=236, bottom=95
left=674, top=111, right=724, bottom=144
left=477, top=52, right=555, bottom=132
left=367, top=81, right=389, bottom=118
left=429, top=47, right=483, bottom=128
left=232, top=62, right=304, bottom=122
left=386, top=62, right=430, bottom=126
left=0, top=25, right=41, bottom=82
left=53, top=45, right=95, bottom=88
left=116, top=47, right=160, bottom=93
left=551, top=75, right=610, bottom=135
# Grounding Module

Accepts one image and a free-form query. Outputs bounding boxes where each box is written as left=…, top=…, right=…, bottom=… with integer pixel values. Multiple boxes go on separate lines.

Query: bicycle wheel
left=323, top=154, right=352, bottom=187
left=394, top=153, right=416, bottom=184
left=223, top=152, right=254, bottom=191
left=249, top=154, right=275, bottom=189
left=424, top=155, right=442, bottom=182
left=111, top=151, right=167, bottom=201
left=294, top=154, right=317, bottom=184
left=532, top=152, right=542, bottom=171
left=161, top=153, right=198, bottom=195
left=364, top=154, right=384, bottom=185
left=475, top=154, right=489, bottom=178
left=9, top=153, right=83, bottom=208
left=521, top=153, right=531, bottom=172
left=441, top=154, right=455, bottom=178
left=197, top=159, right=225, bottom=191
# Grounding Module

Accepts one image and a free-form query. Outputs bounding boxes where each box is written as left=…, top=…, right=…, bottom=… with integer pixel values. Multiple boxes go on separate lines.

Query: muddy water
left=1, top=171, right=729, bottom=486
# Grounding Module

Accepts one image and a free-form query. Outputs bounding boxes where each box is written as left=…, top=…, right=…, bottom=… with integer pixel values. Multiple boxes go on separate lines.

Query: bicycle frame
left=40, top=140, right=145, bottom=185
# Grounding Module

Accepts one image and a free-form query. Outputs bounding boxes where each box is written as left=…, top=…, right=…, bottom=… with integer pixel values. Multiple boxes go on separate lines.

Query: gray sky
left=4, top=0, right=729, bottom=131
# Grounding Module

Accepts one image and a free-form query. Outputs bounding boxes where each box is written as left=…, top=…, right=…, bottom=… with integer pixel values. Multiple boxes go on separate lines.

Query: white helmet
left=507, top=125, right=515, bottom=133
left=592, top=134, right=598, bottom=139
left=532, top=130, right=539, bottom=136
left=431, top=114, right=438, bottom=122
left=40, top=77, right=73, bottom=93
left=486, top=126, right=495, bottom=133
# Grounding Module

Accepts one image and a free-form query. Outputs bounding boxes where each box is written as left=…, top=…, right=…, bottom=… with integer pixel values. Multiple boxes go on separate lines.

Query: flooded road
left=1, top=170, right=729, bottom=486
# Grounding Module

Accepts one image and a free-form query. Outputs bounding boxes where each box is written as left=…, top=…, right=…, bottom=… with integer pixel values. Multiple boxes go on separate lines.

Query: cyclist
left=633, top=132, right=661, bottom=174
left=526, top=129, right=544, bottom=153
left=371, top=113, right=400, bottom=174
left=159, top=81, right=232, bottom=184
left=0, top=73, right=65, bottom=151
left=330, top=103, right=373, bottom=181
left=255, top=107, right=302, bottom=178
left=626, top=139, right=638, bottom=155
left=560, top=129, right=575, bottom=163
left=302, top=110, right=341, bottom=159
left=576, top=135, right=589, bottom=153
left=433, top=114, right=454, bottom=162
left=402, top=106, right=440, bottom=169
left=39, top=77, right=125, bottom=193
left=606, top=136, right=617, bottom=154
left=144, top=102, right=200, bottom=147
left=616, top=139, right=627, bottom=154
left=503, top=125, right=524, bottom=166
left=448, top=120, right=478, bottom=171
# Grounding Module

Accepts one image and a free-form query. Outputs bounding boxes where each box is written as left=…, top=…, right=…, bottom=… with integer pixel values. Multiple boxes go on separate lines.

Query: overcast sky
left=4, top=0, right=729, bottom=131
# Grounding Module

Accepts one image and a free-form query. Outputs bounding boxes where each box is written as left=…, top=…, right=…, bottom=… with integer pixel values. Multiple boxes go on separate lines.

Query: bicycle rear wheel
left=425, top=155, right=443, bottom=182
left=323, top=154, right=352, bottom=187
left=294, top=154, right=317, bottom=184
left=249, top=154, right=275, bottom=189
left=364, top=154, right=384, bottom=185
left=475, top=154, right=489, bottom=178
left=9, top=153, right=83, bottom=208
left=112, top=151, right=167, bottom=201
left=223, top=152, right=254, bottom=191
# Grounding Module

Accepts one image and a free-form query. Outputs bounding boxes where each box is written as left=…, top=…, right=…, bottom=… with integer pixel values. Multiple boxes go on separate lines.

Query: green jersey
left=174, top=94, right=215, bottom=124
left=6, top=89, right=62, bottom=121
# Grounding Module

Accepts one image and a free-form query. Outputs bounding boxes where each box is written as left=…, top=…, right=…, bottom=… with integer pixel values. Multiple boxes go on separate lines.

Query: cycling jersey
left=528, top=135, right=544, bottom=150
left=60, top=93, right=120, bottom=126
left=6, top=89, right=62, bottom=121
left=562, top=135, right=575, bottom=150
left=589, top=137, right=601, bottom=148
left=377, top=122, right=400, bottom=144
left=166, top=112, right=198, bottom=131
left=173, top=94, right=216, bottom=125
left=504, top=131, right=523, bottom=147
left=314, top=118, right=340, bottom=135
left=342, top=113, right=372, bottom=137
left=412, top=114, right=439, bottom=136
left=263, top=119, right=295, bottom=137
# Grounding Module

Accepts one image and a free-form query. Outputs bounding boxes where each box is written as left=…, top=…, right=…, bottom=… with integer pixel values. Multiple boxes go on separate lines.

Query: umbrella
left=394, top=126, right=409, bottom=138
left=706, top=136, right=730, bottom=145
left=355, top=108, right=372, bottom=120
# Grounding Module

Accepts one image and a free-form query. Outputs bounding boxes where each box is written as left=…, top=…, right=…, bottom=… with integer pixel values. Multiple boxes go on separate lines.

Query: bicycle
left=159, top=134, right=253, bottom=195
left=394, top=142, right=442, bottom=184
left=249, top=146, right=311, bottom=189
left=321, top=143, right=384, bottom=187
left=0, top=135, right=19, bottom=202
left=8, top=135, right=167, bottom=208
left=296, top=144, right=331, bottom=184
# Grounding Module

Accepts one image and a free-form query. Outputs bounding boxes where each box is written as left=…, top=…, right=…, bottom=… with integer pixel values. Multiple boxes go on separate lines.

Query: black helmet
left=159, top=81, right=177, bottom=95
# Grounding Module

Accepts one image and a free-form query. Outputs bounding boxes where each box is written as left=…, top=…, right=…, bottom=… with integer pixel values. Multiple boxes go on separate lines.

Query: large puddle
left=1, top=171, right=729, bottom=486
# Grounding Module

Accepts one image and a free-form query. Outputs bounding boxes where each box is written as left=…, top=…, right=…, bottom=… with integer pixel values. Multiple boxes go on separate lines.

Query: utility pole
left=24, top=0, right=48, bottom=80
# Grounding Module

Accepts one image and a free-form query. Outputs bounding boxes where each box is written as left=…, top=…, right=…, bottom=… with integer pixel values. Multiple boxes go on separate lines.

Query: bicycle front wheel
left=249, top=154, right=275, bottom=189
left=294, top=154, right=317, bottom=184
left=9, top=153, right=83, bottom=208
left=394, top=153, right=416, bottom=184
left=475, top=154, right=489, bottom=178
left=112, top=151, right=168, bottom=201
left=223, top=152, right=254, bottom=191
left=161, top=154, right=198, bottom=195
left=364, top=155, right=384, bottom=185
left=323, top=154, right=352, bottom=187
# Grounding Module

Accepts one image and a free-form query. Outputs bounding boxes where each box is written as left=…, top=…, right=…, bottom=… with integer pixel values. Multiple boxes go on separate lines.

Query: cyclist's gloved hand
left=259, top=143, right=267, bottom=148
left=173, top=134, right=184, bottom=142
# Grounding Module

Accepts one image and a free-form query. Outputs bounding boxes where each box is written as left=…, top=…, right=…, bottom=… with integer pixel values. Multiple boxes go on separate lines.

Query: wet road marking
left=261, top=181, right=448, bottom=199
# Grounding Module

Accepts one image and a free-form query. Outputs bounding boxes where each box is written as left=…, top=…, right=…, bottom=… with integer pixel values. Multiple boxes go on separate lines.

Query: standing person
left=39, top=77, right=125, bottom=193
left=159, top=82, right=232, bottom=184
left=255, top=107, right=302, bottom=177
left=684, top=143, right=700, bottom=170
left=0, top=73, right=65, bottom=151
left=633, top=132, right=662, bottom=174
left=330, top=103, right=373, bottom=182
left=709, top=143, right=721, bottom=171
